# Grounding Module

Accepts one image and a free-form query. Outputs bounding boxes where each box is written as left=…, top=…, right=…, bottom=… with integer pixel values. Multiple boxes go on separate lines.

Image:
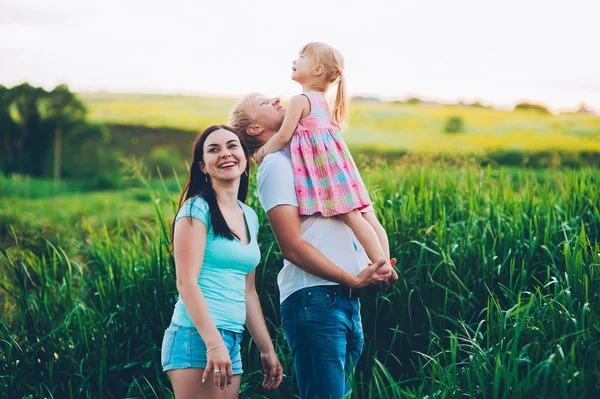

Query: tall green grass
left=1, top=164, right=599, bottom=398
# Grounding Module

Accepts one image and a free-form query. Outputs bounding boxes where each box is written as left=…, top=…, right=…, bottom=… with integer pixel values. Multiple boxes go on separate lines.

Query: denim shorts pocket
left=161, top=328, right=178, bottom=367
left=304, top=289, right=337, bottom=308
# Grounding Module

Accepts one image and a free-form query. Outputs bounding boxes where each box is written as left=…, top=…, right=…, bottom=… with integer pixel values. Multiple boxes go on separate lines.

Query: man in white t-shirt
left=230, top=93, right=398, bottom=399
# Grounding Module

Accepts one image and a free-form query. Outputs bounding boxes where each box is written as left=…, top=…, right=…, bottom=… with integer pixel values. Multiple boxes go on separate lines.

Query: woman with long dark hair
left=161, top=125, right=283, bottom=398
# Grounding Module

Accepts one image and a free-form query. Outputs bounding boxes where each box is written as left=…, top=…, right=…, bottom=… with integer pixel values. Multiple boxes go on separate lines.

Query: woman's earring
left=204, top=174, right=208, bottom=183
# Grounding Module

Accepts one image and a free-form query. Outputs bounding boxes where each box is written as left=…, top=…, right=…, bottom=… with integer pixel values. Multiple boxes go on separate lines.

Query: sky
left=1, top=0, right=599, bottom=111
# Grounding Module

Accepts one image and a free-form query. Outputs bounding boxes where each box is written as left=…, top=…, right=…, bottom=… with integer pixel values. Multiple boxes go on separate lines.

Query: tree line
left=1, top=83, right=87, bottom=181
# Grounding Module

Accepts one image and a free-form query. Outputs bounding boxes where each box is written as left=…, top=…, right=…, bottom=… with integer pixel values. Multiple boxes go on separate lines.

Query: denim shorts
left=161, top=323, right=243, bottom=374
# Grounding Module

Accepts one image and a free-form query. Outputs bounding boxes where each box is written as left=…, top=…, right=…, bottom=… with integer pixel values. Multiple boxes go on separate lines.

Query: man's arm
left=258, top=152, right=390, bottom=288
left=266, top=205, right=390, bottom=288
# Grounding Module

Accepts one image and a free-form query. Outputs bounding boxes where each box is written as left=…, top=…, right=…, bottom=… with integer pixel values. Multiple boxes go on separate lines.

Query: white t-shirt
left=257, top=146, right=368, bottom=303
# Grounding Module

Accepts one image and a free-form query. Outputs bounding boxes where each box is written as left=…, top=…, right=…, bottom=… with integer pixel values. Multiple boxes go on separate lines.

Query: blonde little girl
left=254, top=42, right=392, bottom=275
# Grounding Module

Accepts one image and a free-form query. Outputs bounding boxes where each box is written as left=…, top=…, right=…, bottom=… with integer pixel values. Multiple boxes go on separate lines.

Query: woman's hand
left=260, top=350, right=283, bottom=390
left=202, top=344, right=233, bottom=390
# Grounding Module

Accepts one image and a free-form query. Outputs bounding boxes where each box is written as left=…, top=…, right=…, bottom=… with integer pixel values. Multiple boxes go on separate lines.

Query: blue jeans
left=280, top=286, right=364, bottom=399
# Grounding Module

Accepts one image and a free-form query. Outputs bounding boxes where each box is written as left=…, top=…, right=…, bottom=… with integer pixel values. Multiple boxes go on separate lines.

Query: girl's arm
left=173, top=217, right=232, bottom=384
left=245, top=269, right=283, bottom=390
left=255, top=94, right=309, bottom=163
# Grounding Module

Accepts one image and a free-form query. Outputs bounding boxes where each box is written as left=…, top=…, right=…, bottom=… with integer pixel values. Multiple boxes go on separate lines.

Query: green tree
left=444, top=116, right=464, bottom=134
left=44, top=84, right=87, bottom=181
left=11, top=83, right=49, bottom=176
left=514, top=102, right=551, bottom=115
left=0, top=85, right=19, bottom=173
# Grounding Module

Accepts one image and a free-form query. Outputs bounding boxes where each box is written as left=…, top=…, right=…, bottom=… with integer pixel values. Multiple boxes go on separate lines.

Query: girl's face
left=200, top=129, right=247, bottom=183
left=291, top=53, right=314, bottom=83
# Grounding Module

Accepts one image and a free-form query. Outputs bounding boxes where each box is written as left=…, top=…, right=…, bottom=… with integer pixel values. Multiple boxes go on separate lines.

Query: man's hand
left=376, top=258, right=399, bottom=291
left=349, top=259, right=392, bottom=289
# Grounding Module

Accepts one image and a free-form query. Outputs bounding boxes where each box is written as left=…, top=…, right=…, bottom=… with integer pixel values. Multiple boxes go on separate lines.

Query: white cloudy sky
left=1, top=0, right=599, bottom=110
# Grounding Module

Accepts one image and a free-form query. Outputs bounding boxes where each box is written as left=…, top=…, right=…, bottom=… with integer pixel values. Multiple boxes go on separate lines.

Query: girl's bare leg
left=338, top=209, right=391, bottom=272
left=361, top=211, right=390, bottom=259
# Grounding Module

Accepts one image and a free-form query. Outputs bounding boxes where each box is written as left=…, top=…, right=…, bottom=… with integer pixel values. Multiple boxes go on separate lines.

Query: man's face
left=249, top=95, right=286, bottom=136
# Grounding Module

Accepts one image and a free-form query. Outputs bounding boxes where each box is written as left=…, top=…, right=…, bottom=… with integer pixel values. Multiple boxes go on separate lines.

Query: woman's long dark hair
left=172, top=125, right=250, bottom=245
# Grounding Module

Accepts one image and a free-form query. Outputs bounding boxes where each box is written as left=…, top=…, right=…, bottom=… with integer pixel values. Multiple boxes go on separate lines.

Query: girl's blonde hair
left=300, top=42, right=348, bottom=126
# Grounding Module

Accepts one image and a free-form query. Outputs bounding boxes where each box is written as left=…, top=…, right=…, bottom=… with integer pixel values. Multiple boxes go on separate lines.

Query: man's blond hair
left=228, top=93, right=264, bottom=155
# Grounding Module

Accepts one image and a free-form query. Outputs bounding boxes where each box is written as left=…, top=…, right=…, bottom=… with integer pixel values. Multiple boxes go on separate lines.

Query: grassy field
left=80, top=92, right=600, bottom=156
left=1, top=163, right=599, bottom=398
left=1, top=91, right=599, bottom=398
